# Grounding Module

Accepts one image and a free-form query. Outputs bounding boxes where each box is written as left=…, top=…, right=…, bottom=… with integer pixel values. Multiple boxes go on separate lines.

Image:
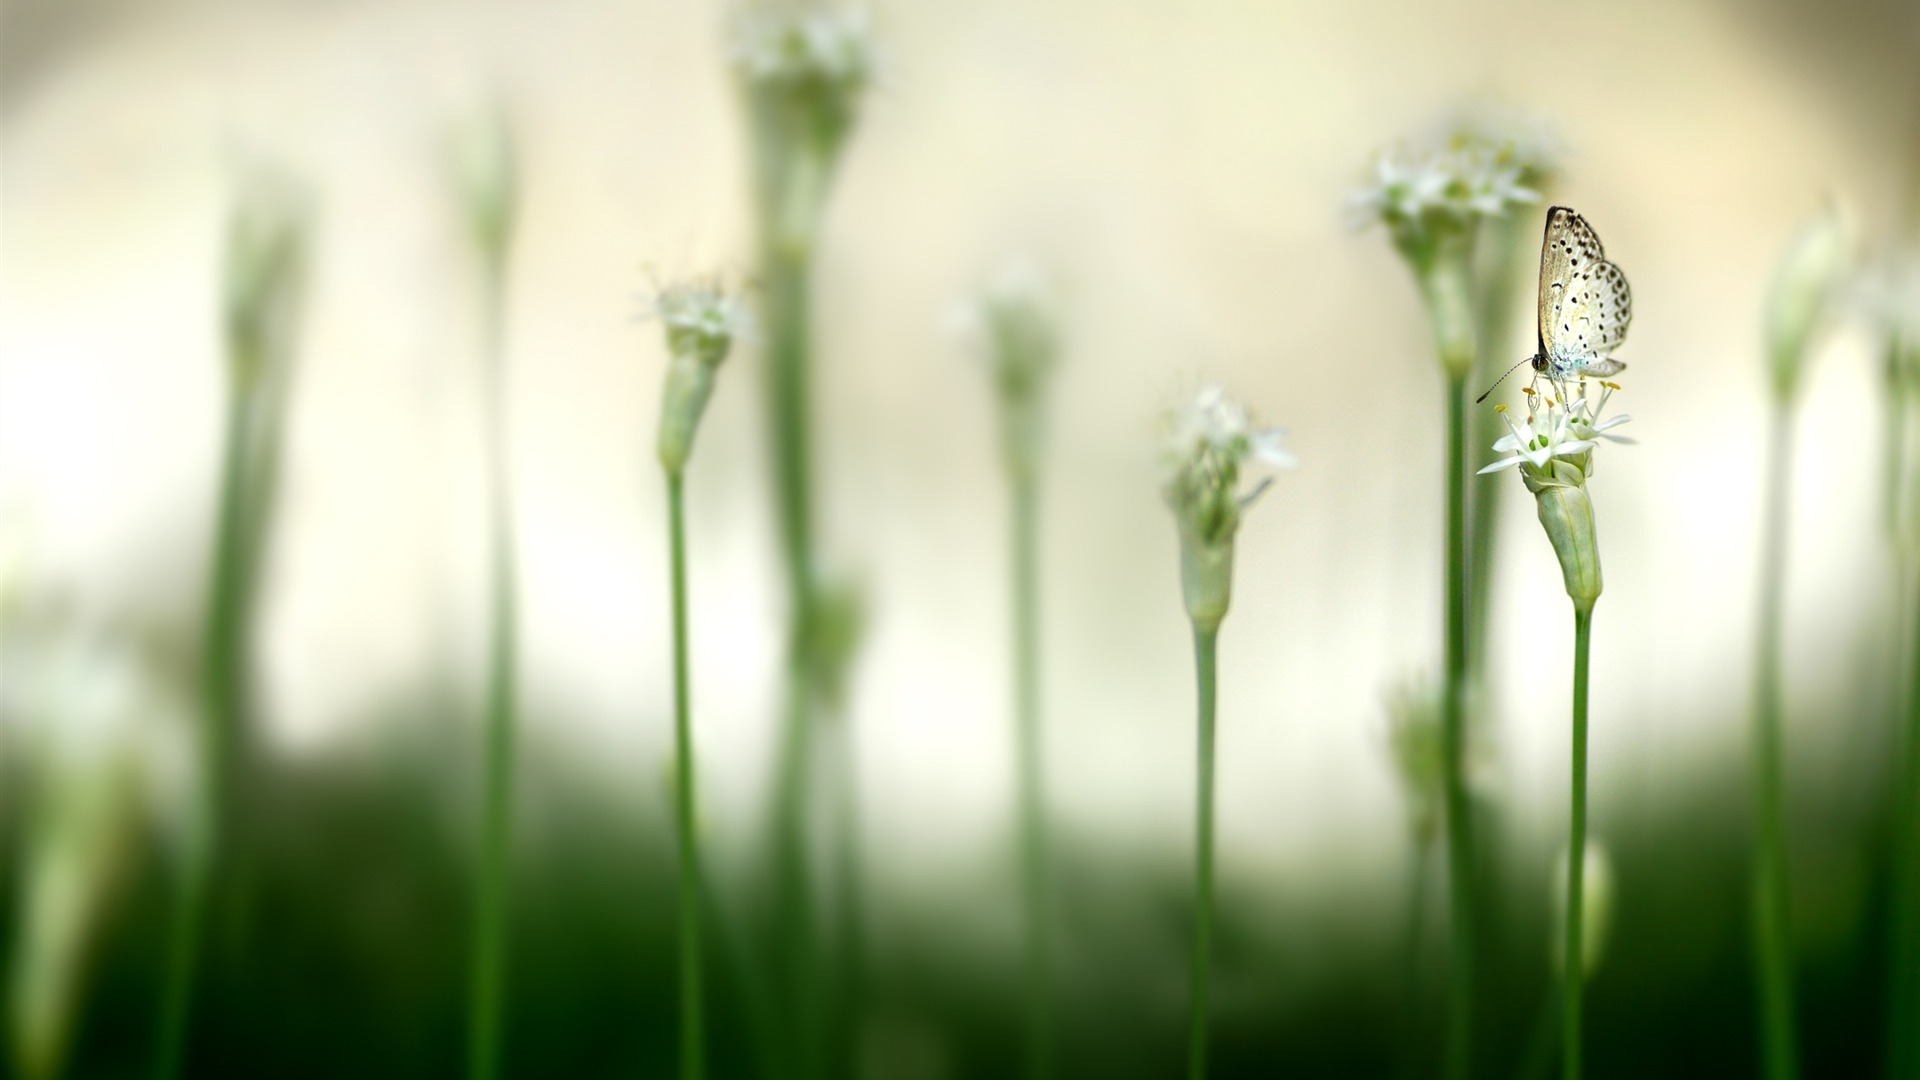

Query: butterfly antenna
left=1475, top=357, right=1535, bottom=404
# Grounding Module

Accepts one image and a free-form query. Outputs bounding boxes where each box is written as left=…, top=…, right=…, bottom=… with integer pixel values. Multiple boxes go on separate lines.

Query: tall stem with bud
left=1160, top=384, right=1294, bottom=1079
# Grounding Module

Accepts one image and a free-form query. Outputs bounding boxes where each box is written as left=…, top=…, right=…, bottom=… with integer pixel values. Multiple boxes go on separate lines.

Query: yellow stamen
left=1494, top=403, right=1508, bottom=413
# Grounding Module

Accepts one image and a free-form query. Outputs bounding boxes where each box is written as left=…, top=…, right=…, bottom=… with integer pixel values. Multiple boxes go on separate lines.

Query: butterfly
left=1477, top=206, right=1633, bottom=403
left=1532, top=205, right=1631, bottom=380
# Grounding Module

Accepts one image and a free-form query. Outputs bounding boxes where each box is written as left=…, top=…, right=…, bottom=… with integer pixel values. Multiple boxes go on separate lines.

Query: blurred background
left=3, top=0, right=1919, bottom=1076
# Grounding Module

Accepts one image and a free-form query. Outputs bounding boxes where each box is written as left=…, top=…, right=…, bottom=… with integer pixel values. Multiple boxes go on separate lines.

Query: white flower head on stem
left=1433, top=105, right=1565, bottom=194
left=1855, top=249, right=1920, bottom=378
left=955, top=259, right=1061, bottom=474
left=732, top=4, right=875, bottom=155
left=1479, top=380, right=1628, bottom=609
left=649, top=276, right=753, bottom=368
left=1478, top=380, right=1632, bottom=486
left=1161, top=383, right=1294, bottom=630
left=1348, top=139, right=1540, bottom=266
left=223, top=160, right=312, bottom=391
left=1766, top=199, right=1857, bottom=402
left=651, top=276, right=751, bottom=472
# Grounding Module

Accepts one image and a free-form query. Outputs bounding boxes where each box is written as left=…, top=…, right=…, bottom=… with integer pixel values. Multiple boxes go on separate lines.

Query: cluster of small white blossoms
left=1162, top=384, right=1297, bottom=502
left=652, top=277, right=753, bottom=366
left=1434, top=106, right=1564, bottom=192
left=652, top=277, right=752, bottom=472
left=1161, top=384, right=1294, bottom=629
left=732, top=5, right=875, bottom=104
left=1478, top=379, right=1634, bottom=486
left=1348, top=138, right=1541, bottom=253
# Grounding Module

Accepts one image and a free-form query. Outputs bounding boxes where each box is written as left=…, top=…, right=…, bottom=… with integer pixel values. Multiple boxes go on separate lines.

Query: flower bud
left=652, top=279, right=748, bottom=473
left=1526, top=462, right=1602, bottom=612
left=956, top=261, right=1059, bottom=478
left=223, top=165, right=311, bottom=393
left=1552, top=840, right=1616, bottom=981
left=1160, top=384, right=1292, bottom=633
left=1765, top=201, right=1856, bottom=403
left=734, top=6, right=874, bottom=259
left=1177, top=528, right=1235, bottom=636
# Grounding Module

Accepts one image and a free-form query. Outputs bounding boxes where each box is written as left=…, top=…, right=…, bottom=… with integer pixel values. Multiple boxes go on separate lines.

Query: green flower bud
left=222, top=165, right=311, bottom=392
left=958, top=262, right=1060, bottom=478
left=1526, top=461, right=1603, bottom=612
left=808, top=569, right=866, bottom=710
left=1552, top=841, right=1616, bottom=981
left=1177, top=528, right=1235, bottom=636
left=1160, top=384, right=1293, bottom=633
left=652, top=279, right=748, bottom=473
left=1764, top=202, right=1855, bottom=402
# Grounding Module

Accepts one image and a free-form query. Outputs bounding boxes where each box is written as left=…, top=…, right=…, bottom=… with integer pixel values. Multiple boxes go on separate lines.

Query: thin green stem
left=1753, top=402, right=1800, bottom=1080
left=1188, top=626, right=1219, bottom=1080
left=1398, top=837, right=1433, bottom=1080
left=1441, top=375, right=1476, bottom=1080
left=1565, top=604, right=1593, bottom=1080
left=1012, top=465, right=1050, bottom=1080
left=469, top=260, right=519, bottom=1080
left=154, top=380, right=255, bottom=1079
left=1883, top=345, right=1908, bottom=542
left=763, top=241, right=821, bottom=1080
left=667, top=470, right=706, bottom=1080
left=1466, top=212, right=1534, bottom=678
left=1887, top=564, right=1920, bottom=1080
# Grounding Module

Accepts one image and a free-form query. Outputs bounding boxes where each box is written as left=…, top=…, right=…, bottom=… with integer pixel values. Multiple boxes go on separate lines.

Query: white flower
left=732, top=5, right=875, bottom=99
left=647, top=277, right=752, bottom=367
left=1478, top=382, right=1630, bottom=478
left=1348, top=142, right=1540, bottom=240
left=1164, top=383, right=1298, bottom=473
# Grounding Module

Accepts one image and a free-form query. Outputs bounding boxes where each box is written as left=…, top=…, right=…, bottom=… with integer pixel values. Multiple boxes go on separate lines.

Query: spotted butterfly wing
left=1534, top=206, right=1631, bottom=380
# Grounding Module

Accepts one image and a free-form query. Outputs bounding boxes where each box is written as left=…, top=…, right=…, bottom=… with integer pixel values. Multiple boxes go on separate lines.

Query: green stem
left=1883, top=344, right=1908, bottom=542
left=1187, top=626, right=1219, bottom=1080
left=1466, top=212, right=1534, bottom=678
left=469, top=260, right=519, bottom=1080
left=764, top=240, right=821, bottom=1080
left=154, top=379, right=255, bottom=1079
left=1398, top=837, right=1433, bottom=1080
left=1012, top=465, right=1050, bottom=1080
left=1888, top=565, right=1920, bottom=1080
left=667, top=470, right=706, bottom=1080
left=1565, top=604, right=1593, bottom=1080
left=1753, top=402, right=1800, bottom=1080
left=1442, top=375, right=1477, bottom=1080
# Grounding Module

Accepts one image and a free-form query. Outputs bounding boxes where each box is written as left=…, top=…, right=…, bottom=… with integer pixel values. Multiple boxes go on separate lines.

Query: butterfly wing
left=1537, top=206, right=1632, bottom=376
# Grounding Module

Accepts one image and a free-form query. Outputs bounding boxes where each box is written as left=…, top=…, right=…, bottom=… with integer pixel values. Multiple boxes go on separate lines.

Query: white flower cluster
left=1478, top=381, right=1632, bottom=480
left=732, top=5, right=875, bottom=100
left=1348, top=141, right=1540, bottom=243
left=1162, top=383, right=1297, bottom=478
left=651, top=278, right=752, bottom=367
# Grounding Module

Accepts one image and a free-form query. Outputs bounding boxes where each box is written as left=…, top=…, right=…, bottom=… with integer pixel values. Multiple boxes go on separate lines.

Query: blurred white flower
left=1161, top=383, right=1293, bottom=630
left=1765, top=200, right=1857, bottom=401
left=649, top=276, right=753, bottom=366
left=1348, top=142, right=1540, bottom=246
left=1163, top=383, right=1297, bottom=476
left=733, top=4, right=875, bottom=93
left=650, top=276, right=750, bottom=472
